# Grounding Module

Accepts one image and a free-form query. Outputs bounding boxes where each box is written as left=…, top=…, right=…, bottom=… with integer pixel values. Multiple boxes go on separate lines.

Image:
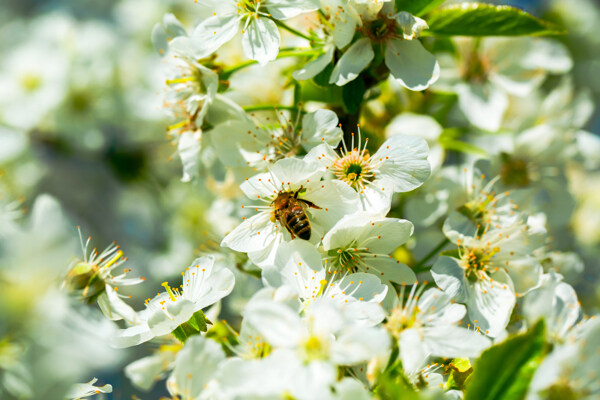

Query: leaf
left=375, top=360, right=420, bottom=400
left=446, top=358, right=473, bottom=390
left=342, top=78, right=366, bottom=114
left=426, top=3, right=566, bottom=37
left=395, top=0, right=446, bottom=16
left=439, top=133, right=488, bottom=157
left=464, top=320, right=548, bottom=400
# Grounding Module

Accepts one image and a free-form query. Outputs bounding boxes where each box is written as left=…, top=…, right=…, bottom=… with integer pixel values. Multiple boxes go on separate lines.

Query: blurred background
left=1, top=0, right=599, bottom=398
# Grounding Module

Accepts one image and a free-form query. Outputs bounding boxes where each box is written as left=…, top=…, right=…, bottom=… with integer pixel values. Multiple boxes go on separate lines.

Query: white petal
left=385, top=38, right=439, bottom=91
left=271, top=240, right=325, bottom=300
left=125, top=353, right=173, bottom=391
left=466, top=270, right=515, bottom=337
left=329, top=38, right=374, bottom=86
left=304, top=142, right=338, bottom=168
left=304, top=180, right=360, bottom=233
left=211, top=120, right=271, bottom=167
left=267, top=0, right=319, bottom=19
left=431, top=256, right=469, bottom=302
left=148, top=298, right=196, bottom=337
left=242, top=17, right=281, bottom=65
left=399, top=328, right=429, bottom=375
left=178, top=129, right=202, bottom=182
left=112, top=323, right=154, bottom=348
left=97, top=286, right=138, bottom=324
left=172, top=336, right=225, bottom=398
left=321, top=0, right=359, bottom=48
left=244, top=300, right=305, bottom=347
left=367, top=257, right=417, bottom=284
left=175, top=14, right=239, bottom=59
left=455, top=82, right=508, bottom=132
left=372, top=134, right=431, bottom=193
left=221, top=212, right=279, bottom=254
left=292, top=46, right=334, bottom=81
left=329, top=272, right=388, bottom=303
left=300, top=108, right=343, bottom=150
left=269, top=157, right=326, bottom=189
left=423, top=326, right=491, bottom=359
left=332, top=327, right=390, bottom=365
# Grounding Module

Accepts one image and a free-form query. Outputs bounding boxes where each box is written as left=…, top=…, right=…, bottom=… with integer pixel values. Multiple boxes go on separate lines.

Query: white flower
left=438, top=37, right=572, bottom=131
left=306, top=132, right=430, bottom=213
left=66, top=378, right=112, bottom=399
left=166, top=336, right=226, bottom=400
left=328, top=3, right=439, bottom=89
left=432, top=218, right=546, bottom=337
left=431, top=241, right=515, bottom=337
left=64, top=232, right=144, bottom=324
left=174, top=0, right=318, bottom=65
left=322, top=211, right=417, bottom=285
left=385, top=112, right=444, bottom=170
left=221, top=157, right=360, bottom=267
left=385, top=286, right=490, bottom=376
left=527, top=317, right=600, bottom=400
left=264, top=239, right=388, bottom=325
left=124, top=344, right=179, bottom=391
left=113, top=256, right=234, bottom=347
left=522, top=271, right=580, bottom=344
left=211, top=109, right=342, bottom=170
left=244, top=296, right=390, bottom=367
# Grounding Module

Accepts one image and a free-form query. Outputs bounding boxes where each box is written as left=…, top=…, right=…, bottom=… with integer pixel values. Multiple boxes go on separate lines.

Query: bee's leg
left=294, top=186, right=304, bottom=199
left=302, top=200, right=322, bottom=210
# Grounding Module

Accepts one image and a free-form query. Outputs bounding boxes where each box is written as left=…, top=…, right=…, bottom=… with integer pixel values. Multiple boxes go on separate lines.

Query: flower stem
left=221, top=48, right=321, bottom=79
left=272, top=19, right=313, bottom=42
left=412, top=237, right=450, bottom=273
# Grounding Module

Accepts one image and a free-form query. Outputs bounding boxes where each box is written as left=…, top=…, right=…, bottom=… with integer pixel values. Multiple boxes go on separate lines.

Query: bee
left=271, top=187, right=321, bottom=240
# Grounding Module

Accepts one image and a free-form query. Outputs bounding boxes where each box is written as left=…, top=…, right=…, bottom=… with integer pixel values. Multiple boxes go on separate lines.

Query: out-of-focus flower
left=113, top=256, right=234, bottom=347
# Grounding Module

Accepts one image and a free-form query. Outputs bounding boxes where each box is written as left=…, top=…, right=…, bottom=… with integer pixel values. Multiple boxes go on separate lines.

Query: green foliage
left=342, top=78, right=366, bottom=114
left=375, top=360, right=420, bottom=400
left=395, top=0, right=446, bottom=17
left=445, top=358, right=473, bottom=390
left=171, top=310, right=212, bottom=343
left=464, top=320, right=548, bottom=400
left=427, top=3, right=566, bottom=37
left=439, top=130, right=488, bottom=157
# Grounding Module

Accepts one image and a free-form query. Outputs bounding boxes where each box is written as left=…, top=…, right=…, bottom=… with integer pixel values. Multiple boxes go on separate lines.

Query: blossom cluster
left=1, top=0, right=600, bottom=399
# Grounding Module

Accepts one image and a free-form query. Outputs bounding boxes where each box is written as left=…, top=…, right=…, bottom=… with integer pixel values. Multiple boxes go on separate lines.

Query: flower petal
left=385, top=38, right=439, bottom=91
left=292, top=46, right=334, bottom=81
left=300, top=108, right=342, bottom=150
left=242, top=17, right=281, bottom=65
left=329, top=38, right=374, bottom=86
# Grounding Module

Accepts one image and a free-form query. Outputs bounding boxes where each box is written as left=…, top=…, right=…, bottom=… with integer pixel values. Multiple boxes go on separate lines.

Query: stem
left=221, top=48, right=321, bottom=79
left=272, top=19, right=313, bottom=42
left=243, top=105, right=302, bottom=113
left=412, top=238, right=450, bottom=273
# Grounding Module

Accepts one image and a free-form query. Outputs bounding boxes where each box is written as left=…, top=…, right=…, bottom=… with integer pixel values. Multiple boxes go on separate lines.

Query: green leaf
left=446, top=358, right=473, bottom=390
left=464, top=320, right=548, bottom=400
left=426, top=3, right=566, bottom=37
left=439, top=133, right=488, bottom=157
left=375, top=360, right=420, bottom=400
left=342, top=78, right=366, bottom=115
left=395, top=0, right=446, bottom=16
left=188, top=310, right=211, bottom=333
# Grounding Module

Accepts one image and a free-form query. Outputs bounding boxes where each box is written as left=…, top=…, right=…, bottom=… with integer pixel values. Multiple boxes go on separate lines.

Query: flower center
left=463, top=50, right=490, bottom=84
left=500, top=153, right=530, bottom=187
left=362, top=14, right=397, bottom=43
left=237, top=0, right=262, bottom=18
left=386, top=306, right=421, bottom=338
left=331, top=149, right=373, bottom=190
left=20, top=73, right=41, bottom=92
left=461, top=247, right=498, bottom=282
left=302, top=334, right=329, bottom=361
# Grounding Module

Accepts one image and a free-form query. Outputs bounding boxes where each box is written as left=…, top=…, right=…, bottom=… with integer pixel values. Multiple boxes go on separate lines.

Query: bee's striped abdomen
left=287, top=207, right=311, bottom=240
